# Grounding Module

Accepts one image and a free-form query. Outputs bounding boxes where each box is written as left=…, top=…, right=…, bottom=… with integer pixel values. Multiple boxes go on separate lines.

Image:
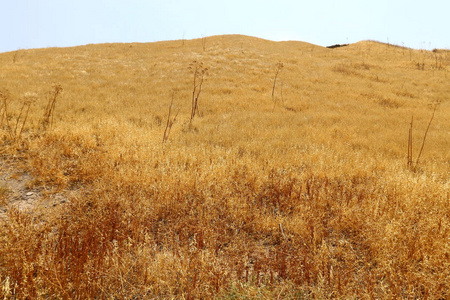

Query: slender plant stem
left=407, top=116, right=413, bottom=167
left=189, top=61, right=207, bottom=124
left=271, top=62, right=284, bottom=111
left=18, top=102, right=31, bottom=138
left=163, top=91, right=177, bottom=143
left=415, top=105, right=437, bottom=166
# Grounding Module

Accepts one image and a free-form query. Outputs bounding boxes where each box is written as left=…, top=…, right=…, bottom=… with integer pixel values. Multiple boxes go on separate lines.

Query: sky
left=1, top=0, right=449, bottom=53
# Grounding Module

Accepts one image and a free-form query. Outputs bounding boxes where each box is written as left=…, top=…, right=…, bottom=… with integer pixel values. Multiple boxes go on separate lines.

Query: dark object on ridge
left=327, top=44, right=349, bottom=49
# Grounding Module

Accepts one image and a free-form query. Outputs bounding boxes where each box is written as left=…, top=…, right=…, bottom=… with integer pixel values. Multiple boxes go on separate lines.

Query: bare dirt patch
left=0, top=158, right=71, bottom=221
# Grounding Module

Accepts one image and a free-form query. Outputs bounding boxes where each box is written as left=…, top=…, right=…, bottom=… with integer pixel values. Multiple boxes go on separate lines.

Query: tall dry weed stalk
left=189, top=61, right=208, bottom=124
left=0, top=90, right=12, bottom=132
left=201, top=36, right=207, bottom=51
left=407, top=116, right=414, bottom=168
left=407, top=104, right=438, bottom=169
left=13, top=51, right=19, bottom=64
left=41, top=84, right=63, bottom=131
left=162, top=91, right=179, bottom=143
left=432, top=50, right=444, bottom=70
left=272, top=62, right=284, bottom=111
left=0, top=90, right=33, bottom=141
left=415, top=104, right=438, bottom=166
left=13, top=98, right=33, bottom=140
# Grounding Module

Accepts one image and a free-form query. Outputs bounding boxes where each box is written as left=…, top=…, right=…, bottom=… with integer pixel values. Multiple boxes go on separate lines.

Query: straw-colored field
left=0, top=35, right=449, bottom=299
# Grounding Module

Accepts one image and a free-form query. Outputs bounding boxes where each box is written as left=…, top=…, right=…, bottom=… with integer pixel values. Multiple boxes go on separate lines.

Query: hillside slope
left=0, top=35, right=449, bottom=298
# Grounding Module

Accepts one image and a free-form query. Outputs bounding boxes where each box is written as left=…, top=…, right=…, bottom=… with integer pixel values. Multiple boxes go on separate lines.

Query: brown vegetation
left=0, top=35, right=449, bottom=299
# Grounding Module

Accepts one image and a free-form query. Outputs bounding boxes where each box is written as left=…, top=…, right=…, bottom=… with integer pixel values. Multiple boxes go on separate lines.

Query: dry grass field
left=0, top=34, right=449, bottom=299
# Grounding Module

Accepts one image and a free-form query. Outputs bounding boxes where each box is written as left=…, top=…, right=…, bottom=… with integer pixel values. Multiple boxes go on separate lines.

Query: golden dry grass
left=0, top=34, right=449, bottom=299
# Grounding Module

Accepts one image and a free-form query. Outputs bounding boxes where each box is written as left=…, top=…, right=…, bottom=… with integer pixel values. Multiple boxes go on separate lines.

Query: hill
left=0, top=35, right=449, bottom=298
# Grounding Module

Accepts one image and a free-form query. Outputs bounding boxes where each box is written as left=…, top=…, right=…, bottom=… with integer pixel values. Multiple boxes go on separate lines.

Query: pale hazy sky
left=1, top=0, right=449, bottom=53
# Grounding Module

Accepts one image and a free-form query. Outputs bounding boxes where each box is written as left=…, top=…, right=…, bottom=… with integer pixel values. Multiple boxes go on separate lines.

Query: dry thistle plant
left=13, top=97, right=33, bottom=141
left=41, top=84, right=63, bottom=131
left=271, top=62, right=284, bottom=111
left=201, top=36, right=207, bottom=51
left=407, top=116, right=414, bottom=168
left=407, top=103, right=438, bottom=169
left=0, top=90, right=33, bottom=141
left=162, top=91, right=179, bottom=143
left=0, top=89, right=12, bottom=132
left=12, top=51, right=19, bottom=63
left=189, top=61, right=208, bottom=124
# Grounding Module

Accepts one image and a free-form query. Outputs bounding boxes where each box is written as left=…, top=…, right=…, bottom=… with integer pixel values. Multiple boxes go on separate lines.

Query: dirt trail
left=0, top=158, right=70, bottom=221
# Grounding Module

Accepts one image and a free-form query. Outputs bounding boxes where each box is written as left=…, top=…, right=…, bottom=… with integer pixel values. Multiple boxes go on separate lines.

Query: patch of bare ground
left=0, top=157, right=73, bottom=222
